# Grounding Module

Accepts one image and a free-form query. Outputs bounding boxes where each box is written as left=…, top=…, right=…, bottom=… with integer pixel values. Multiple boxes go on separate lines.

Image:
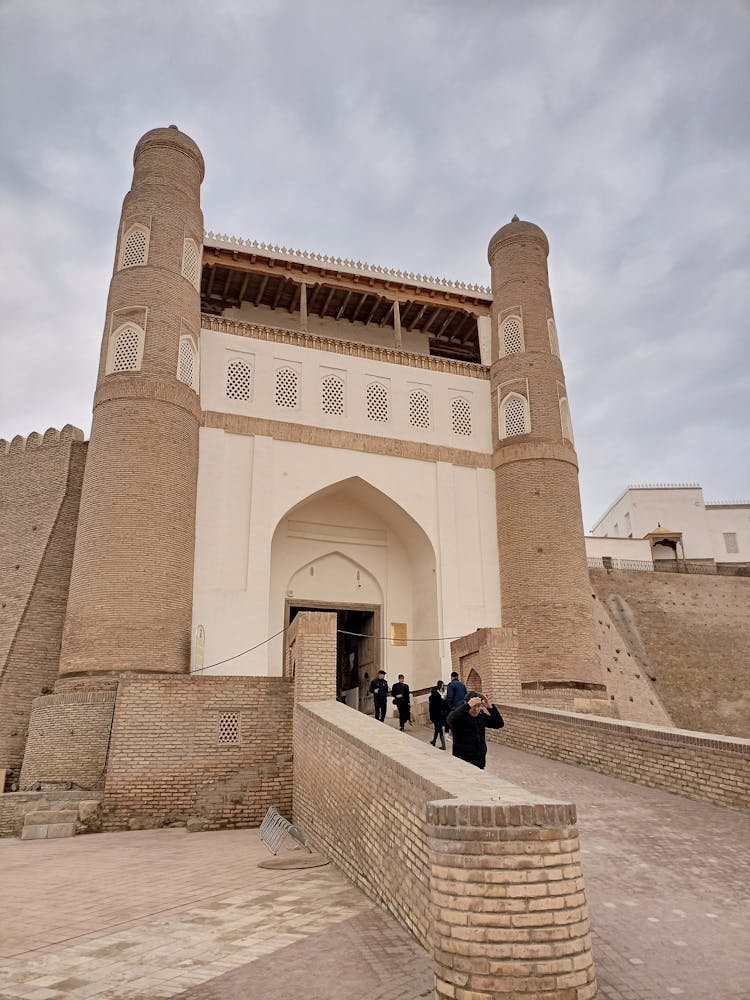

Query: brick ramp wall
left=294, top=701, right=596, bottom=999
left=493, top=703, right=750, bottom=811
left=590, top=569, right=750, bottom=738
left=102, top=675, right=293, bottom=831
left=0, top=435, right=86, bottom=784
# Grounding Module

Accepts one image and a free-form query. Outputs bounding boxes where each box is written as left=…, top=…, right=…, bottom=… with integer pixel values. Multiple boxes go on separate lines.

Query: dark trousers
left=374, top=699, right=387, bottom=722
left=397, top=704, right=410, bottom=730
left=430, top=723, right=446, bottom=749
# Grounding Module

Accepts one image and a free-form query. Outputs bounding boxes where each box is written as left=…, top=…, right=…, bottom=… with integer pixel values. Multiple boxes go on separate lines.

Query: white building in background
left=589, top=484, right=750, bottom=567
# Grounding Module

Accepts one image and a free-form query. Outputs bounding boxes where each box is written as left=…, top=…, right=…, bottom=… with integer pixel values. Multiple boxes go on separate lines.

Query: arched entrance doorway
left=269, top=476, right=439, bottom=705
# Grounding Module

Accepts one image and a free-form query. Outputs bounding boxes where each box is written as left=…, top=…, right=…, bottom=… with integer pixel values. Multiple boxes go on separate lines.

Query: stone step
left=21, top=822, right=77, bottom=841
left=23, top=809, right=78, bottom=826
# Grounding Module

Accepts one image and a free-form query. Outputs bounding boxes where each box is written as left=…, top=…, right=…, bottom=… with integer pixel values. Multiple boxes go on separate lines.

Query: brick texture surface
left=0, top=430, right=86, bottom=785
left=102, top=674, right=293, bottom=831
left=492, top=702, right=750, bottom=811
left=59, top=126, right=204, bottom=679
left=590, top=568, right=750, bottom=737
left=487, top=221, right=606, bottom=706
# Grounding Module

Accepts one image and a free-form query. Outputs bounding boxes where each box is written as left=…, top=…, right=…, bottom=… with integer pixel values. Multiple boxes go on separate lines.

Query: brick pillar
left=450, top=627, right=522, bottom=703
left=488, top=217, right=608, bottom=712
left=286, top=612, right=337, bottom=703
left=428, top=800, right=596, bottom=999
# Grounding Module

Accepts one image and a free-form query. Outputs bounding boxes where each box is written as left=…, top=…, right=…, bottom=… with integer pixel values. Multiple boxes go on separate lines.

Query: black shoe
left=430, top=740, right=436, bottom=746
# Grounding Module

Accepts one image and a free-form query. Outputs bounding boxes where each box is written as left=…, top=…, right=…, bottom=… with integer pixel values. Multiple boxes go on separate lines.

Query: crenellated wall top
left=0, top=424, right=85, bottom=457
left=203, top=232, right=493, bottom=299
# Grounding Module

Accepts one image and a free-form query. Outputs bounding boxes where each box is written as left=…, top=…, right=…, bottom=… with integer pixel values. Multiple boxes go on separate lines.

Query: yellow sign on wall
left=390, top=622, right=407, bottom=646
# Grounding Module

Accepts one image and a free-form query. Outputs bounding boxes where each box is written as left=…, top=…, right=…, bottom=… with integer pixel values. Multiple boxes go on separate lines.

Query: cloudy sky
left=1, top=0, right=748, bottom=527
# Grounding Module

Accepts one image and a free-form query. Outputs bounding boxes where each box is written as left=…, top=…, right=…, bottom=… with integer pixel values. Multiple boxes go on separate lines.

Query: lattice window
left=275, top=367, right=299, bottom=408
left=548, top=318, right=560, bottom=357
left=321, top=374, right=344, bottom=415
left=110, top=324, right=143, bottom=373
left=724, top=532, right=739, bottom=554
left=182, top=237, right=201, bottom=290
left=501, top=393, right=528, bottom=438
left=501, top=315, right=524, bottom=356
left=559, top=397, right=574, bottom=443
left=177, top=337, right=197, bottom=390
left=226, top=359, right=253, bottom=401
left=119, top=225, right=149, bottom=269
left=451, top=397, right=472, bottom=436
left=409, top=390, right=430, bottom=429
left=366, top=382, right=389, bottom=422
left=218, top=712, right=240, bottom=744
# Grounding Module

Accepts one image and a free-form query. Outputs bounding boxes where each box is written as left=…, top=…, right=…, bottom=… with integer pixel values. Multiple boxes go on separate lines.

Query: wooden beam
left=350, top=292, right=368, bottom=324
left=270, top=277, right=285, bottom=310
left=434, top=310, right=455, bottom=339
left=254, top=275, right=269, bottom=306
left=222, top=270, right=233, bottom=298
left=405, top=303, right=427, bottom=332
left=288, top=283, right=301, bottom=314
left=206, top=266, right=217, bottom=297
left=394, top=300, right=402, bottom=349
left=319, top=285, right=336, bottom=317
left=307, top=282, right=321, bottom=313
left=236, top=272, right=251, bottom=305
left=336, top=291, right=352, bottom=320
left=423, top=306, right=444, bottom=335
left=364, top=295, right=381, bottom=326
left=203, top=249, right=490, bottom=315
left=379, top=300, right=395, bottom=327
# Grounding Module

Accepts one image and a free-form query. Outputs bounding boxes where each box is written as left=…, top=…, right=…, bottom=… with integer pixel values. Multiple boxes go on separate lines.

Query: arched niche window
left=408, top=390, right=430, bottom=429
left=182, top=237, right=201, bottom=291
left=499, top=391, right=529, bottom=439
left=226, top=358, right=253, bottom=401
left=366, top=382, right=389, bottom=422
left=106, top=322, right=145, bottom=374
left=321, top=374, right=345, bottom=416
left=275, top=367, right=299, bottom=408
left=548, top=317, right=560, bottom=357
left=177, top=335, right=198, bottom=392
left=499, top=314, right=524, bottom=357
left=118, top=224, right=150, bottom=270
left=451, top=396, right=472, bottom=437
left=559, top=396, right=574, bottom=443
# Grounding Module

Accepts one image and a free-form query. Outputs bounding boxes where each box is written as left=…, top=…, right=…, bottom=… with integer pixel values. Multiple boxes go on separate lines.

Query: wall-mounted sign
left=390, top=622, right=407, bottom=646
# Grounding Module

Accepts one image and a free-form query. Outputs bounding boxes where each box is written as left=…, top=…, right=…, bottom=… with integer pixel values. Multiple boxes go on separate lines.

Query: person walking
left=446, top=691, right=504, bottom=769
left=369, top=669, right=389, bottom=722
left=391, top=674, right=411, bottom=731
left=428, top=680, right=448, bottom=749
left=445, top=671, right=467, bottom=715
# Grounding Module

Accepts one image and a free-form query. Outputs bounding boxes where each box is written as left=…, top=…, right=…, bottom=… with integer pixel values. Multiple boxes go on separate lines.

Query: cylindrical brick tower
left=488, top=216, right=608, bottom=712
left=59, top=126, right=204, bottom=678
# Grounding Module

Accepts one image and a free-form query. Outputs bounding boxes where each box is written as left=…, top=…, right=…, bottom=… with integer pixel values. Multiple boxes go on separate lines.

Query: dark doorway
left=287, top=603, right=380, bottom=708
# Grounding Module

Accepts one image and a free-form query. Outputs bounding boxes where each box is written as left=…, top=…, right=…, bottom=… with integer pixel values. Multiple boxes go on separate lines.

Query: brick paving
left=0, top=724, right=748, bottom=999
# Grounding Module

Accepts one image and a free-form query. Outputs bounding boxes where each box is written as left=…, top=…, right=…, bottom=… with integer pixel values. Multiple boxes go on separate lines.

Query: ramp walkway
left=0, top=725, right=747, bottom=1000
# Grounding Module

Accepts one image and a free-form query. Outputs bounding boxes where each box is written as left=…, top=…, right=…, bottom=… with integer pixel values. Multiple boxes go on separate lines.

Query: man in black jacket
left=369, top=669, right=389, bottom=722
left=391, top=674, right=411, bottom=731
left=446, top=691, right=504, bottom=769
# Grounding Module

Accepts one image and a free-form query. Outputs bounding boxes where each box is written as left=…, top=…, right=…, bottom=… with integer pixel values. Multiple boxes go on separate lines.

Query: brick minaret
left=59, top=126, right=204, bottom=677
left=488, top=217, right=607, bottom=711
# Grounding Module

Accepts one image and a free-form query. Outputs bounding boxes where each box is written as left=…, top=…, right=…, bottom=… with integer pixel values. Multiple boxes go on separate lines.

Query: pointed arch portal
left=269, top=476, right=439, bottom=708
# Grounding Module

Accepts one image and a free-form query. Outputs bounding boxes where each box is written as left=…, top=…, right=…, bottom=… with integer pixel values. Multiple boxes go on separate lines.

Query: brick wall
left=102, top=675, right=293, bottom=831
left=590, top=569, right=750, bottom=737
left=0, top=429, right=86, bottom=786
left=493, top=703, right=750, bottom=812
left=0, top=789, right=102, bottom=838
left=450, top=627, right=522, bottom=702
left=294, top=701, right=596, bottom=999
left=20, top=687, right=116, bottom=790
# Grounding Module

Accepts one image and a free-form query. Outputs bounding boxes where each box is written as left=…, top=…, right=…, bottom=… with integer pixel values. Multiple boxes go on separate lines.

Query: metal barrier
left=259, top=806, right=309, bottom=855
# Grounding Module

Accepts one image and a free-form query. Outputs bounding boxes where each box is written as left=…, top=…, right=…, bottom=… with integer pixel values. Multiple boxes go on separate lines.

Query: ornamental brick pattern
left=59, top=126, right=204, bottom=678
left=488, top=219, right=606, bottom=704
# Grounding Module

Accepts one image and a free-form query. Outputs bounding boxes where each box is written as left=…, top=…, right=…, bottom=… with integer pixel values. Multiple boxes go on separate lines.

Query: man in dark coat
left=391, top=674, right=411, bottom=731
left=369, top=669, right=389, bottom=722
left=447, top=691, right=504, bottom=769
left=445, top=671, right=468, bottom=726
left=428, top=680, right=448, bottom=749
